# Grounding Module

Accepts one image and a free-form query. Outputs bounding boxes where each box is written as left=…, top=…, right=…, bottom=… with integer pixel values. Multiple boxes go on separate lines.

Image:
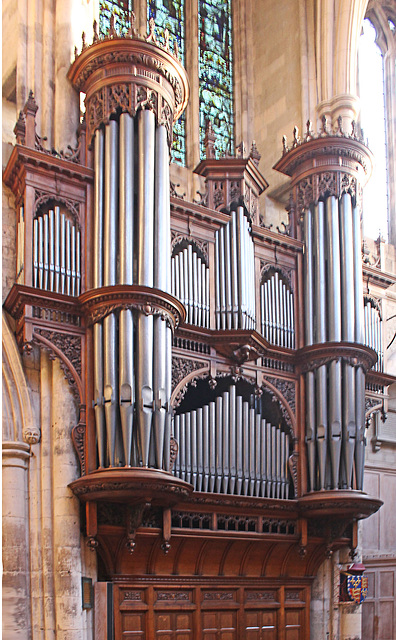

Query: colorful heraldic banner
left=347, top=574, right=368, bottom=604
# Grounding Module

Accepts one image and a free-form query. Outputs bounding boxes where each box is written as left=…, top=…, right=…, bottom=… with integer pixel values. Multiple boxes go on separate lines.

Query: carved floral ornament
left=295, top=171, right=362, bottom=213
left=85, top=81, right=175, bottom=146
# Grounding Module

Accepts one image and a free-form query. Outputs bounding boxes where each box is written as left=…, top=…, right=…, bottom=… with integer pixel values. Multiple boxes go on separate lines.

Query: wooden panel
left=362, top=566, right=396, bottom=640
left=244, top=610, right=277, bottom=640
left=362, top=600, right=376, bottom=639
left=202, top=610, right=237, bottom=639
left=285, top=609, right=302, bottom=640
left=122, top=612, right=146, bottom=638
left=155, top=612, right=193, bottom=639
left=378, top=601, right=394, bottom=639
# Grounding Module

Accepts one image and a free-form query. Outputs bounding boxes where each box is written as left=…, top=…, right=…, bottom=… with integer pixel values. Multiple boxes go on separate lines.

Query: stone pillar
left=2, top=441, right=31, bottom=640
left=51, top=359, right=84, bottom=640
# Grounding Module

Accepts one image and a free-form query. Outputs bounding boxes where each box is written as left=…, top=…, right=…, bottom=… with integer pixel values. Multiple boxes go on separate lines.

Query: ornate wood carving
left=34, top=189, right=81, bottom=228
left=71, top=421, right=86, bottom=475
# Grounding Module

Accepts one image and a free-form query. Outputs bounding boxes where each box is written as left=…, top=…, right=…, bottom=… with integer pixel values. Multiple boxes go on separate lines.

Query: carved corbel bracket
left=126, top=502, right=151, bottom=553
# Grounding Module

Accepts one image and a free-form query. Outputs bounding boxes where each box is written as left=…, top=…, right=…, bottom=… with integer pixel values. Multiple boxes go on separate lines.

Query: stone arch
left=2, top=311, right=39, bottom=444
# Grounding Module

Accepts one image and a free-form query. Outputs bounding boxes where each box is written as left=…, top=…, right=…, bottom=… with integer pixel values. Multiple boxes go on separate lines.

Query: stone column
left=51, top=359, right=84, bottom=640
left=2, top=441, right=31, bottom=640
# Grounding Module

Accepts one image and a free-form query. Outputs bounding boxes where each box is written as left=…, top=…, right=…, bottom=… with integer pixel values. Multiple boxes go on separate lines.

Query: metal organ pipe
left=103, top=119, right=119, bottom=467
left=93, top=128, right=106, bottom=468
left=173, top=387, right=291, bottom=497
left=340, top=194, right=356, bottom=487
left=313, top=201, right=328, bottom=489
left=171, top=246, right=210, bottom=329
left=303, top=206, right=316, bottom=490
left=326, top=197, right=342, bottom=489
left=136, top=109, right=155, bottom=467
left=214, top=207, right=256, bottom=331
left=118, top=113, right=135, bottom=467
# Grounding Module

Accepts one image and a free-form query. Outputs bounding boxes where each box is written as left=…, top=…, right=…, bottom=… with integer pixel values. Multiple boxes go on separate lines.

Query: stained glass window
left=198, top=0, right=234, bottom=159
left=148, top=0, right=186, bottom=165
left=99, top=0, right=132, bottom=37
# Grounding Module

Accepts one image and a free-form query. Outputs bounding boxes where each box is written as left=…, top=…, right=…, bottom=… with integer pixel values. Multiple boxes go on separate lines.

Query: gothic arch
left=2, top=311, right=39, bottom=444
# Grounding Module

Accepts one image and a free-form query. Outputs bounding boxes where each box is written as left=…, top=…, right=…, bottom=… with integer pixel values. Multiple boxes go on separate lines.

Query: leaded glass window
left=198, top=0, right=234, bottom=159
left=99, top=0, right=132, bottom=37
left=148, top=0, right=186, bottom=165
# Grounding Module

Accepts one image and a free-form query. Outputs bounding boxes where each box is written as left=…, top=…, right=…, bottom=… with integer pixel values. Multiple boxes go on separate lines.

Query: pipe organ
left=173, top=381, right=291, bottom=498
left=274, top=124, right=375, bottom=494
left=260, top=269, right=295, bottom=348
left=33, top=207, right=81, bottom=296
left=171, top=242, right=210, bottom=328
left=364, top=297, right=383, bottom=372
left=92, top=111, right=174, bottom=469
left=4, top=21, right=388, bottom=640
left=215, top=206, right=256, bottom=330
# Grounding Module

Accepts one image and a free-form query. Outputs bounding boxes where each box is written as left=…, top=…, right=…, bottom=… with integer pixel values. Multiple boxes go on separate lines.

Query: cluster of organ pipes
left=215, top=207, right=256, bottom=330
left=304, top=194, right=365, bottom=491
left=93, top=110, right=172, bottom=470
left=260, top=270, right=295, bottom=348
left=364, top=299, right=383, bottom=372
left=173, top=384, right=291, bottom=498
left=171, top=245, right=210, bottom=327
left=33, top=208, right=81, bottom=295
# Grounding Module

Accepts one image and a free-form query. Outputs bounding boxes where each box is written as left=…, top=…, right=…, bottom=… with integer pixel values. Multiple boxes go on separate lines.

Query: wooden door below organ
left=114, top=584, right=310, bottom=639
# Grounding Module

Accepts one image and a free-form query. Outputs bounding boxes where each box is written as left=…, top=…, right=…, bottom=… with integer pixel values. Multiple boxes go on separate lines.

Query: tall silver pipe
left=222, top=391, right=230, bottom=493
left=38, top=216, right=44, bottom=289
left=60, top=213, right=66, bottom=294
left=197, top=256, right=202, bottom=327
left=93, top=129, right=105, bottom=467
left=179, top=251, right=185, bottom=311
left=215, top=396, right=223, bottom=492
left=209, top=401, right=216, bottom=492
left=71, top=224, right=76, bottom=297
left=203, top=404, right=210, bottom=491
left=76, top=229, right=81, bottom=296
left=191, top=410, right=197, bottom=489
left=65, top=219, right=71, bottom=295
left=340, top=194, right=356, bottom=487
left=185, top=412, right=191, bottom=484
left=230, top=211, right=239, bottom=328
left=174, top=414, right=180, bottom=477
left=224, top=223, right=232, bottom=329
left=313, top=201, right=327, bottom=488
left=236, top=394, right=243, bottom=495
left=255, top=414, right=261, bottom=496
left=54, top=207, right=60, bottom=293
left=43, top=214, right=49, bottom=290
left=164, top=326, right=172, bottom=470
left=180, top=413, right=186, bottom=481
left=136, top=109, right=155, bottom=466
left=49, top=211, right=56, bottom=290
left=304, top=206, right=315, bottom=488
left=266, top=420, right=272, bottom=498
left=193, top=250, right=199, bottom=325
left=229, top=385, right=236, bottom=494
left=219, top=226, right=226, bottom=329
left=188, top=244, right=193, bottom=324
left=153, top=123, right=170, bottom=468
left=326, top=196, right=342, bottom=487
left=215, top=229, right=221, bottom=329
left=103, top=120, right=119, bottom=466
left=196, top=407, right=203, bottom=491
left=260, top=419, right=267, bottom=497
left=242, top=400, right=250, bottom=495
left=118, top=113, right=134, bottom=466
left=236, top=208, right=246, bottom=328
left=249, top=407, right=255, bottom=496
left=33, top=218, right=38, bottom=288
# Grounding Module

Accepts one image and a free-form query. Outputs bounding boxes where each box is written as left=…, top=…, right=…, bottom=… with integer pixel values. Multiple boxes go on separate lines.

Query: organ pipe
left=173, top=387, right=291, bottom=497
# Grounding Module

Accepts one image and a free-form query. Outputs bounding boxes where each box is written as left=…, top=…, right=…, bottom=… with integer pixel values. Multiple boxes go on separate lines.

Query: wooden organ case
left=3, top=23, right=389, bottom=640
